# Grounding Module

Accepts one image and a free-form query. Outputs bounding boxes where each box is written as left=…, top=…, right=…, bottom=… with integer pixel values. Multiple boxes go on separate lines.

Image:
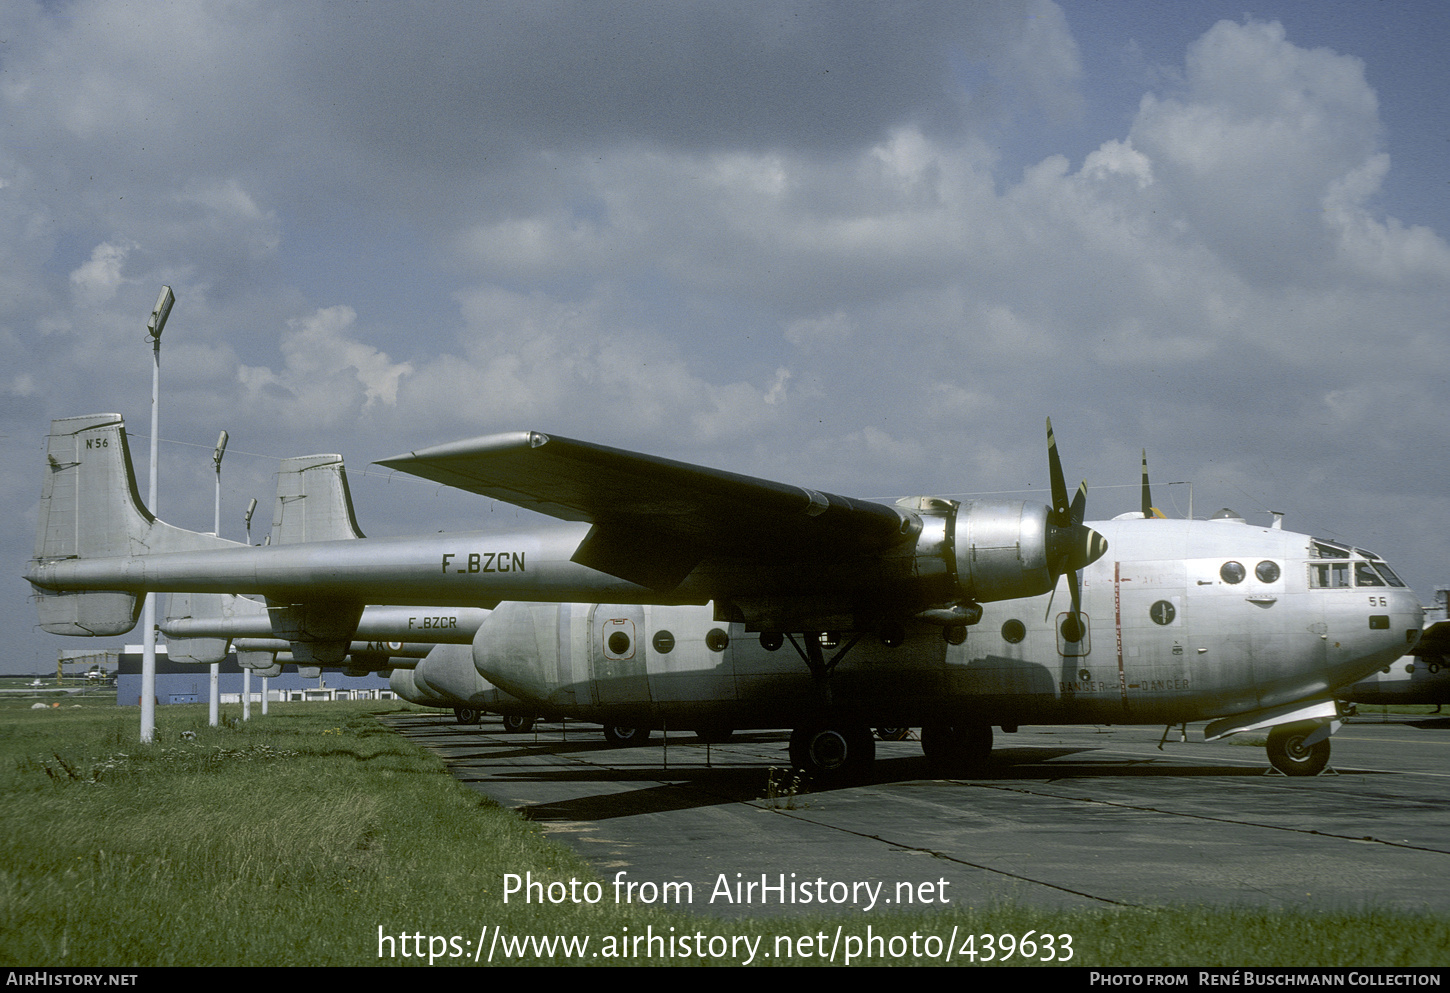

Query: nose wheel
left=1266, top=722, right=1331, bottom=776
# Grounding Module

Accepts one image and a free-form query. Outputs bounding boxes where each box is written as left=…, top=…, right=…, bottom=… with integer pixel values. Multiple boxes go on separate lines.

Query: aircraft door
left=1113, top=559, right=1192, bottom=716
left=1183, top=556, right=1297, bottom=711
left=589, top=604, right=651, bottom=706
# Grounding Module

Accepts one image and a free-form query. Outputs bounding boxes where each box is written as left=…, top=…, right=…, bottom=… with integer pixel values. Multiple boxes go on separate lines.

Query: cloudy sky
left=2, top=1, right=1447, bottom=674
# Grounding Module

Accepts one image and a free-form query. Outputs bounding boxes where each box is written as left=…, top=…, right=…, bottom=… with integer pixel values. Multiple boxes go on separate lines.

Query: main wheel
left=788, top=724, right=875, bottom=783
left=920, top=723, right=993, bottom=771
left=501, top=713, right=535, bottom=734
left=1266, top=723, right=1331, bottom=777
left=602, top=725, right=651, bottom=747
left=453, top=706, right=481, bottom=726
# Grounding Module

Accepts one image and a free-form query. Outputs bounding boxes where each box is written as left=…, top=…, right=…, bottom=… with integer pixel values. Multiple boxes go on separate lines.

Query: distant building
left=117, top=645, right=395, bottom=706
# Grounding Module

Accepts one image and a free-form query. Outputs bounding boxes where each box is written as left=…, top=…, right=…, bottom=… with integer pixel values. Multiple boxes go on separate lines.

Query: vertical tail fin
left=30, top=414, right=238, bottom=636
left=163, top=454, right=366, bottom=663
left=269, top=454, right=365, bottom=544
left=264, top=454, right=366, bottom=664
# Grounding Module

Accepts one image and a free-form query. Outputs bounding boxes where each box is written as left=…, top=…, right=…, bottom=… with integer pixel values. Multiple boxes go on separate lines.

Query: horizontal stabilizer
left=35, top=590, right=140, bottom=638
left=165, top=592, right=265, bottom=663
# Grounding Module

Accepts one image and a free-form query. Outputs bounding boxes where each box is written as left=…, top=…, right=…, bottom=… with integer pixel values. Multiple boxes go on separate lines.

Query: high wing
left=376, top=431, right=913, bottom=590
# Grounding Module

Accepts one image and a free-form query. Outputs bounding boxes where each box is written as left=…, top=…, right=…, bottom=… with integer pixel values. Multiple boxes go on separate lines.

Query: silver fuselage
left=467, top=518, right=1422, bottom=728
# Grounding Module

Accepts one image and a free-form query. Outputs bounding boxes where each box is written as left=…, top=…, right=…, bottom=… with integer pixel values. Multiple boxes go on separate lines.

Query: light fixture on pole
left=140, top=286, right=174, bottom=744
left=243, top=496, right=263, bottom=712
left=213, top=431, right=228, bottom=533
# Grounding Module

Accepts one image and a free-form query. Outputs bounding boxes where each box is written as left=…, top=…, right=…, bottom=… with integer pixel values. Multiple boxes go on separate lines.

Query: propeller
left=1043, top=418, right=1108, bottom=624
left=1141, top=449, right=1166, bottom=519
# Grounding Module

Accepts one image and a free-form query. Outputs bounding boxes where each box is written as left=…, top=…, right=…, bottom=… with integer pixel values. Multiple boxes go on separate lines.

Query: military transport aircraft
left=438, top=505, right=1426, bottom=778
left=25, top=413, right=1423, bottom=777
left=26, top=411, right=1105, bottom=662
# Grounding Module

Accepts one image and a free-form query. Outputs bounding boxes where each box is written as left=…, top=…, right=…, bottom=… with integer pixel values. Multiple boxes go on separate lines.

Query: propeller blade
left=1042, top=420, right=1108, bottom=614
left=1140, top=449, right=1166, bottom=518
left=1046, top=417, right=1070, bottom=525
left=1141, top=449, right=1152, bottom=518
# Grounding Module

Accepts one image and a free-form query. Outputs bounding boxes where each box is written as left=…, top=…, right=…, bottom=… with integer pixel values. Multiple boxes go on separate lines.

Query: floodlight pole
left=140, top=286, right=174, bottom=744
left=209, top=430, right=228, bottom=728
left=244, top=496, right=266, bottom=715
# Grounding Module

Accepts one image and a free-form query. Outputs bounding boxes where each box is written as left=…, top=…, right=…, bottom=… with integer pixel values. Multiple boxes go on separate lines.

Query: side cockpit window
left=1355, top=562, right=1385, bottom=587
left=1307, top=539, right=1406, bottom=589
left=1309, top=561, right=1351, bottom=589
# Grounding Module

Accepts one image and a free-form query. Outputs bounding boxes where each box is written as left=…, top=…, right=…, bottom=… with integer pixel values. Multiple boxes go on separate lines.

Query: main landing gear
left=602, top=725, right=652, bottom=747
left=452, top=706, right=481, bottom=726
left=919, top=723, right=993, bottom=772
left=501, top=713, right=535, bottom=734
left=788, top=724, right=875, bottom=783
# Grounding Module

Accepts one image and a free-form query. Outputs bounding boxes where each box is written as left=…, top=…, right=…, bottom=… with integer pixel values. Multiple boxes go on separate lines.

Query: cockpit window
left=1309, top=562, right=1351, bottom=589
left=1373, top=562, right=1407, bottom=588
left=1311, top=540, right=1350, bottom=559
left=1355, top=562, right=1385, bottom=587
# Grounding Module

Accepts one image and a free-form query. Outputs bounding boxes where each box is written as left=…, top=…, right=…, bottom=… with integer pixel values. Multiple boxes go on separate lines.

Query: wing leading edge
left=375, top=431, right=914, bottom=591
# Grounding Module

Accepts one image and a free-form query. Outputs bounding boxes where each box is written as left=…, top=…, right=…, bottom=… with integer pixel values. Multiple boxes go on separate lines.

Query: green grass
left=2, top=699, right=1447, bottom=967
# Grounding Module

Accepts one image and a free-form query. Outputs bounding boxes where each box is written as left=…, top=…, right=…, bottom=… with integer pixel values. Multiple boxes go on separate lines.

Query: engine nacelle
left=900, top=495, right=1101, bottom=614
left=953, top=499, right=1056, bottom=603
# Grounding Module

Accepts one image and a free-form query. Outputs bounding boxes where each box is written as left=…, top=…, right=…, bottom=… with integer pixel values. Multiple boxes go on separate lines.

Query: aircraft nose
left=1395, top=588, right=1426, bottom=651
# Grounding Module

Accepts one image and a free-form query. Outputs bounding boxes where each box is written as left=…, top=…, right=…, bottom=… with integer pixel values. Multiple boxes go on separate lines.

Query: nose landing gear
left=1265, top=722, right=1331, bottom=777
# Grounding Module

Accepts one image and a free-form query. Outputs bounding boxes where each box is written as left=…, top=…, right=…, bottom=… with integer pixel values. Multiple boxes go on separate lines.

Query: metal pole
left=209, top=431, right=227, bottom=727
left=139, top=287, right=173, bottom=744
